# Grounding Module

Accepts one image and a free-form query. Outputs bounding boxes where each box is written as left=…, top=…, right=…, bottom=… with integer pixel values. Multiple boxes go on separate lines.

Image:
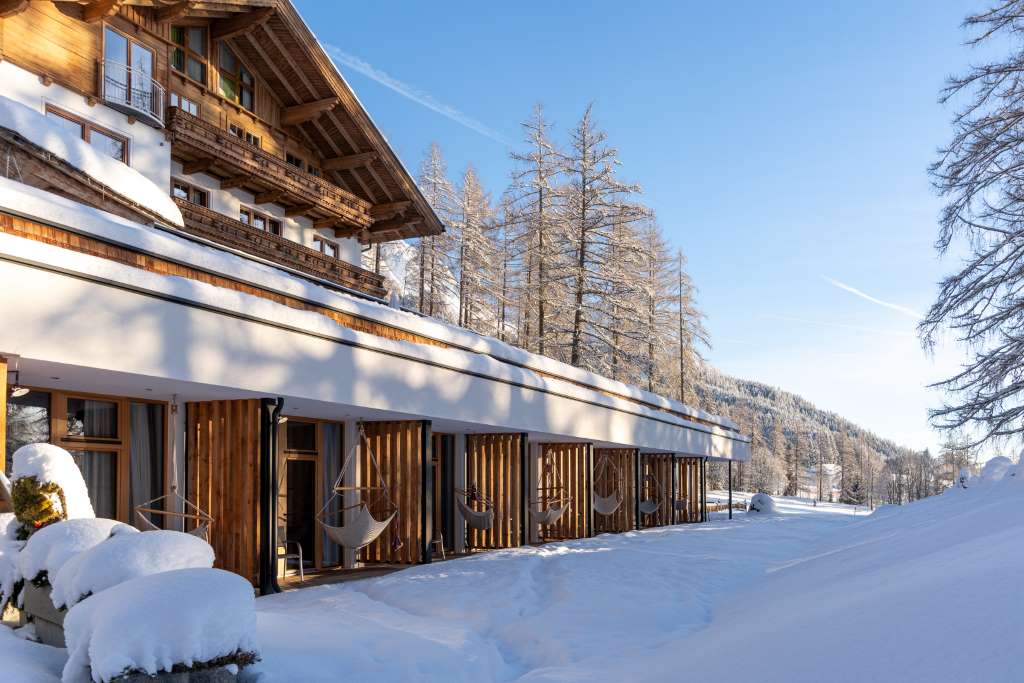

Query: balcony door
left=103, top=26, right=156, bottom=118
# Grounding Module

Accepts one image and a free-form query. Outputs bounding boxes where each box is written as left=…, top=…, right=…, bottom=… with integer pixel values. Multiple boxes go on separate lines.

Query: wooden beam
left=280, top=97, right=340, bottom=127
left=369, top=214, right=422, bottom=234
left=182, top=158, right=214, bottom=175
left=0, top=1, right=28, bottom=19
left=220, top=174, right=253, bottom=190
left=322, top=151, right=378, bottom=172
left=313, top=217, right=337, bottom=229
left=82, top=0, right=121, bottom=23
left=284, top=204, right=314, bottom=217
left=209, top=6, right=273, bottom=41
left=254, top=189, right=284, bottom=204
left=370, top=200, right=411, bottom=219
left=156, top=1, right=194, bottom=22
left=332, top=225, right=362, bottom=240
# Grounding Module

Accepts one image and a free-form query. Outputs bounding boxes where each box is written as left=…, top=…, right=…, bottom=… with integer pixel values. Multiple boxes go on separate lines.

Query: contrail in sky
left=822, top=276, right=923, bottom=320
left=324, top=45, right=511, bottom=147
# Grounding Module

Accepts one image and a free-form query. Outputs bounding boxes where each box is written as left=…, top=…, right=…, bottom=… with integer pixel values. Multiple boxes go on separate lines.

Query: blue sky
left=296, top=0, right=990, bottom=455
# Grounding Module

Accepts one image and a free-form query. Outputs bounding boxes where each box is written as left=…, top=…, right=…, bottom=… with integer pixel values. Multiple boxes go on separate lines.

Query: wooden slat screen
left=358, top=421, right=424, bottom=565
left=465, top=433, right=523, bottom=549
left=639, top=454, right=673, bottom=528
left=676, top=458, right=703, bottom=523
left=186, top=399, right=261, bottom=584
left=538, top=443, right=591, bottom=541
left=593, top=448, right=636, bottom=534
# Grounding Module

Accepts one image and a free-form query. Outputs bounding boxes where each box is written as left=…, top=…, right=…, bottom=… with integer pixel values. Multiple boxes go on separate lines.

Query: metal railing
left=100, top=59, right=165, bottom=125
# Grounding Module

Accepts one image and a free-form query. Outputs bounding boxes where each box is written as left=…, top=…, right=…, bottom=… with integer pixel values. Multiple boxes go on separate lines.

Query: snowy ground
left=5, top=481, right=1021, bottom=682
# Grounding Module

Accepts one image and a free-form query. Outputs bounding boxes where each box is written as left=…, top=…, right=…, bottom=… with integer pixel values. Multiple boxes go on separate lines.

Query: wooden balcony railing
left=175, top=198, right=386, bottom=299
left=166, top=107, right=372, bottom=230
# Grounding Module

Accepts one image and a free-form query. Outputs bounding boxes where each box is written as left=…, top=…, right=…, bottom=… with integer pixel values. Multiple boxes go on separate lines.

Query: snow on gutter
left=0, top=178, right=747, bottom=442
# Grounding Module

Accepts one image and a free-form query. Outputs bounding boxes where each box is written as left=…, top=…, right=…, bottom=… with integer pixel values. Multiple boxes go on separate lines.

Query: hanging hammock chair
left=455, top=486, right=494, bottom=531
left=134, top=490, right=214, bottom=542
left=591, top=452, right=622, bottom=516
left=317, top=424, right=399, bottom=551
left=530, top=452, right=573, bottom=526
left=638, top=472, right=663, bottom=517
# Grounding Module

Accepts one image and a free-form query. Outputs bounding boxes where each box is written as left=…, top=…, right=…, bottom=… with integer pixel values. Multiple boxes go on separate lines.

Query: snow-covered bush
left=52, top=530, right=214, bottom=610
left=0, top=538, right=23, bottom=610
left=18, top=518, right=134, bottom=591
left=11, top=443, right=95, bottom=539
left=748, top=493, right=776, bottom=513
left=981, top=456, right=1013, bottom=483
left=63, top=568, right=260, bottom=683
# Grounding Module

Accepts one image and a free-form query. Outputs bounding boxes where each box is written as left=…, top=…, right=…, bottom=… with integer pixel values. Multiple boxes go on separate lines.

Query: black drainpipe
left=258, top=397, right=284, bottom=596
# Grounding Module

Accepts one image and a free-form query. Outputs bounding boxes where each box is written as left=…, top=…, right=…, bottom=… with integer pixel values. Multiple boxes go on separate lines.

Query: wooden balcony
left=175, top=198, right=387, bottom=299
left=167, top=107, right=372, bottom=231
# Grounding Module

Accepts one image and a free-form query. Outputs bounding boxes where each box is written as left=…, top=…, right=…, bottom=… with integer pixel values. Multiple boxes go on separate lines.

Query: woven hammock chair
left=591, top=453, right=622, bottom=516
left=455, top=486, right=494, bottom=531
left=134, top=490, right=214, bottom=542
left=316, top=424, right=399, bottom=551
left=638, top=472, right=663, bottom=517
left=530, top=454, right=572, bottom=526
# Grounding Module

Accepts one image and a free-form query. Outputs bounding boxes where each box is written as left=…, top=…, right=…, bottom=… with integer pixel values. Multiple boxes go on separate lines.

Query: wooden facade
left=674, top=458, right=704, bottom=523
left=592, top=448, right=636, bottom=534
left=358, top=420, right=429, bottom=565
left=639, top=454, right=673, bottom=529
left=465, top=433, right=524, bottom=550
left=185, top=399, right=262, bottom=584
left=537, top=443, right=591, bottom=541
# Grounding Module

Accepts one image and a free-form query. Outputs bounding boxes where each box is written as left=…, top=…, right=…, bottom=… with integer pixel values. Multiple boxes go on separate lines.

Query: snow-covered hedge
left=51, top=530, right=214, bottom=610
left=748, top=493, right=776, bottom=513
left=63, top=568, right=259, bottom=683
left=18, top=518, right=135, bottom=589
left=11, top=443, right=95, bottom=538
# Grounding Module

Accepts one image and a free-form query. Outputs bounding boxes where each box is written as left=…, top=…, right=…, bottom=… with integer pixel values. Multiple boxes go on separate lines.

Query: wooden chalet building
left=0, top=0, right=750, bottom=592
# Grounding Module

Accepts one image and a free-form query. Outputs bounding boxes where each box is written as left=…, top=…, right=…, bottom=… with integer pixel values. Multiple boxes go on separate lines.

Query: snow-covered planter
left=748, top=493, right=776, bottom=513
left=11, top=443, right=95, bottom=539
left=63, top=568, right=259, bottom=683
left=52, top=530, right=215, bottom=610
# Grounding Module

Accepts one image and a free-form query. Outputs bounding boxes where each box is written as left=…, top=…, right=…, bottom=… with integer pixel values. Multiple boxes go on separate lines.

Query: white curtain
left=71, top=451, right=117, bottom=519
left=321, top=422, right=342, bottom=567
left=129, top=403, right=164, bottom=528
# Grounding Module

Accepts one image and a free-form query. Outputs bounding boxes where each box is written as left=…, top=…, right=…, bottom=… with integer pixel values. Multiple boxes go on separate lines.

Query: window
left=286, top=153, right=305, bottom=172
left=240, top=207, right=281, bottom=235
left=5, top=390, right=50, bottom=475
left=218, top=43, right=255, bottom=111
left=103, top=26, right=156, bottom=116
left=308, top=165, right=321, bottom=178
left=313, top=235, right=339, bottom=259
left=245, top=131, right=261, bottom=148
left=45, top=106, right=128, bottom=164
left=285, top=420, right=317, bottom=454
left=171, top=25, right=208, bottom=85
left=172, top=179, right=208, bottom=207
left=66, top=398, right=118, bottom=440
left=170, top=92, right=199, bottom=116
left=228, top=123, right=244, bottom=139
left=227, top=123, right=261, bottom=149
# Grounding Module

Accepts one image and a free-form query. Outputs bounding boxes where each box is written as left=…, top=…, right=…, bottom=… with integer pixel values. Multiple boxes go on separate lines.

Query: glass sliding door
left=69, top=450, right=118, bottom=519
left=5, top=390, right=51, bottom=474
left=129, top=403, right=164, bottom=529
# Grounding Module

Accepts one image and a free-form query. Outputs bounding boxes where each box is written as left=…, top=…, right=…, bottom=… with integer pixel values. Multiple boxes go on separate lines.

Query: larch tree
left=924, top=1, right=1024, bottom=445
left=411, top=143, right=458, bottom=321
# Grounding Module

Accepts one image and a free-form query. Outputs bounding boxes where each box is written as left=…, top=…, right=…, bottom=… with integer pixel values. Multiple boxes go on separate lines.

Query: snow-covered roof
left=0, top=178, right=747, bottom=443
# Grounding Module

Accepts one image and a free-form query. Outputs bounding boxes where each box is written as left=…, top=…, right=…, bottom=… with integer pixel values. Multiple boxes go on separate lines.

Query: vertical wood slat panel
left=185, top=400, right=261, bottom=584
left=593, top=448, right=638, bottom=534
left=539, top=444, right=591, bottom=541
left=464, top=434, right=522, bottom=550
left=358, top=421, right=424, bottom=565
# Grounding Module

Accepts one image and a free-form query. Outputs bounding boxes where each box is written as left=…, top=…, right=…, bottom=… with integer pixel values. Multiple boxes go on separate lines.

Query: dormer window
left=218, top=44, right=255, bottom=112
left=171, top=26, right=208, bottom=85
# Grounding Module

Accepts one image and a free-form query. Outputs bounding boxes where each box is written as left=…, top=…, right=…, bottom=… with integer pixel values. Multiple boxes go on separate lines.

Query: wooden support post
left=728, top=460, right=733, bottom=520
left=634, top=449, right=642, bottom=531
left=519, top=433, right=529, bottom=546
left=585, top=444, right=594, bottom=538
left=419, top=420, right=433, bottom=564
left=452, top=433, right=466, bottom=554
left=0, top=356, right=6, bottom=476
left=701, top=458, right=708, bottom=522
left=671, top=456, right=678, bottom=525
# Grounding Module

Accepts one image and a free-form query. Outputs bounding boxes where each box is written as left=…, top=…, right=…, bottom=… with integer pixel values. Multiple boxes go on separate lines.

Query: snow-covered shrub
left=63, top=568, right=260, bottom=683
left=748, top=493, right=776, bottom=513
left=19, top=518, right=135, bottom=591
left=0, top=538, right=23, bottom=610
left=52, top=530, right=214, bottom=610
left=11, top=443, right=95, bottom=539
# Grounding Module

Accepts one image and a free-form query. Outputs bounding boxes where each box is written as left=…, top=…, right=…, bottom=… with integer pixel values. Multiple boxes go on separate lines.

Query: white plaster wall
left=0, top=259, right=750, bottom=462
left=0, top=61, right=171, bottom=193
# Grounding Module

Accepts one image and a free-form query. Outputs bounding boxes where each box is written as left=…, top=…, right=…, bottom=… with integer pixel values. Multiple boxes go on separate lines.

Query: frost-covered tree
left=410, top=143, right=458, bottom=321
left=924, top=1, right=1024, bottom=445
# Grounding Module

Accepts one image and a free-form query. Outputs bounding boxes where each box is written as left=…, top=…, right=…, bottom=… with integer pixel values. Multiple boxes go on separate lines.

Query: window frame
left=313, top=234, right=340, bottom=259
left=169, top=92, right=200, bottom=117
left=239, top=206, right=282, bottom=235
left=217, top=42, right=256, bottom=112
left=170, top=24, right=209, bottom=86
left=44, top=105, right=130, bottom=164
left=171, top=178, right=209, bottom=207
